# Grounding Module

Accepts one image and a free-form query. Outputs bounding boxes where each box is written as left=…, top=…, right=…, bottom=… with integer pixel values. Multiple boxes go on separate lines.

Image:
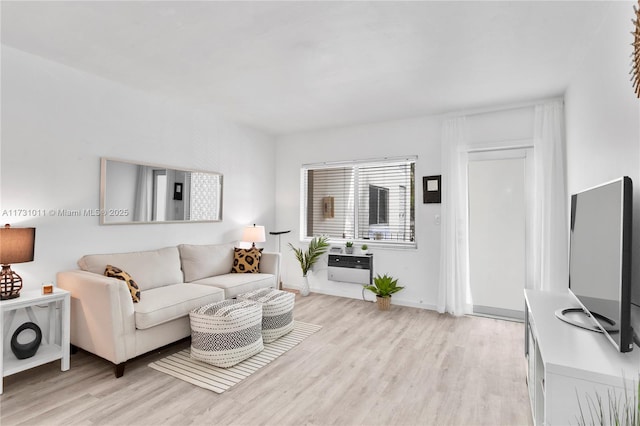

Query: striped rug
left=148, top=321, right=322, bottom=393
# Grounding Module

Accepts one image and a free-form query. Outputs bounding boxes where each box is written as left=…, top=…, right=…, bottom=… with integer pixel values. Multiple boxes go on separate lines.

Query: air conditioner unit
left=328, top=254, right=373, bottom=285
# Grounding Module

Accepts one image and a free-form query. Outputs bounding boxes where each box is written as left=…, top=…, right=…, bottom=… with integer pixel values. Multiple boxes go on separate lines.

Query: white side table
left=1, top=288, right=70, bottom=394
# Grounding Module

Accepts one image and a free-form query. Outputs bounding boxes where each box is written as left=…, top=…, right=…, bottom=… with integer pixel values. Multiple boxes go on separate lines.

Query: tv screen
left=569, top=177, right=633, bottom=352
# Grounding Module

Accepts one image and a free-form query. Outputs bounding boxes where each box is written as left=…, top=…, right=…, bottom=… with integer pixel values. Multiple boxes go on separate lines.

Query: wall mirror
left=100, top=158, right=223, bottom=224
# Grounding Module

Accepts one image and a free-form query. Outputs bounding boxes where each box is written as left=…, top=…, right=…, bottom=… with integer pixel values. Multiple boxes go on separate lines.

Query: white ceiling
left=0, top=1, right=618, bottom=135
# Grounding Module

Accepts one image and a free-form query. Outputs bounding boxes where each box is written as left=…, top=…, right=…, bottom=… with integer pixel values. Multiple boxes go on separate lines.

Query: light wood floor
left=1, top=293, right=533, bottom=426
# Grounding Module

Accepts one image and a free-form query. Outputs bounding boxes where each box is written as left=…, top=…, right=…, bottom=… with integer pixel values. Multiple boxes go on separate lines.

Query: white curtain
left=438, top=100, right=568, bottom=315
left=532, top=101, right=568, bottom=292
left=438, top=117, right=472, bottom=315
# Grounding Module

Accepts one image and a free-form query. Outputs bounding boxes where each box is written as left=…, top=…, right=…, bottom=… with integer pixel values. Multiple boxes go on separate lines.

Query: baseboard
left=472, top=305, right=524, bottom=321
left=307, top=286, right=438, bottom=312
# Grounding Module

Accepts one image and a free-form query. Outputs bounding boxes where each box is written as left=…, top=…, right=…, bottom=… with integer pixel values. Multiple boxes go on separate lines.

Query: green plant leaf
left=364, top=273, right=404, bottom=297
left=289, top=236, right=329, bottom=276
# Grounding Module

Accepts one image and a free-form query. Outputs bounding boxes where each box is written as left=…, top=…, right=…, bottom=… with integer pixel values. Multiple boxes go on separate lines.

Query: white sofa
left=57, top=243, right=279, bottom=377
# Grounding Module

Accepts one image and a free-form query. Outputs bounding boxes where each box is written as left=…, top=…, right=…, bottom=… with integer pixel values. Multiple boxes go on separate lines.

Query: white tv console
left=525, top=289, right=640, bottom=425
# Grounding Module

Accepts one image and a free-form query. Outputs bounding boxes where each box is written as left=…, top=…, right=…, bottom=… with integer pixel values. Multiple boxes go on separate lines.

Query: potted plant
left=345, top=241, right=354, bottom=254
left=575, top=380, right=640, bottom=426
left=288, top=236, right=330, bottom=296
left=364, top=274, right=404, bottom=311
left=361, top=244, right=369, bottom=255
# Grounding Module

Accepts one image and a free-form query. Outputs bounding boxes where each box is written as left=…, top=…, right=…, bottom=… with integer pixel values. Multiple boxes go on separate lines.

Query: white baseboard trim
left=307, top=286, right=438, bottom=312
left=472, top=305, right=525, bottom=322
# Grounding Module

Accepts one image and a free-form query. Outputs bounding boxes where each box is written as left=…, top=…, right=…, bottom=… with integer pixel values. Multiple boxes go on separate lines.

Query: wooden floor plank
left=0, top=293, right=532, bottom=425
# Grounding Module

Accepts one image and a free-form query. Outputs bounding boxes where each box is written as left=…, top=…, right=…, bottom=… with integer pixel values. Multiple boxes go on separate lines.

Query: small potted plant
left=288, top=236, right=330, bottom=296
left=345, top=241, right=354, bottom=254
left=361, top=244, right=369, bottom=255
left=364, top=274, right=404, bottom=311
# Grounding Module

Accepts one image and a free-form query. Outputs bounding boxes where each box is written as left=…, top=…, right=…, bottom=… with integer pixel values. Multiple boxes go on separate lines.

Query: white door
left=468, top=149, right=532, bottom=319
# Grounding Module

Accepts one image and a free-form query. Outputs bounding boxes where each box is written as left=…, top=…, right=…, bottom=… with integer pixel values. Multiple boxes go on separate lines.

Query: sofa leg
left=114, top=362, right=125, bottom=378
left=70, top=344, right=78, bottom=355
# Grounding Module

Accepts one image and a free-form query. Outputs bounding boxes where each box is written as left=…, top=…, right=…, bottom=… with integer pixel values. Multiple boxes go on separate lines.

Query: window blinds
left=303, top=158, right=415, bottom=244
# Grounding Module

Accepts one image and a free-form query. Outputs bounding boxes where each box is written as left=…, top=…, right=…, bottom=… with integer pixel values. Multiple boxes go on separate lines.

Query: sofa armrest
left=260, top=252, right=281, bottom=283
left=56, top=270, right=136, bottom=364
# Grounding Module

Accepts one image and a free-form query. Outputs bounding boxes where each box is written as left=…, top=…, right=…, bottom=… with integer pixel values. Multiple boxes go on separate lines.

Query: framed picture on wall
left=173, top=182, right=183, bottom=201
left=423, top=175, right=441, bottom=203
left=323, top=196, right=334, bottom=218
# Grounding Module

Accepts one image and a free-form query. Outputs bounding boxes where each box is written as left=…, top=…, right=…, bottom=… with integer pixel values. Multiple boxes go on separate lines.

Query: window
left=369, top=185, right=389, bottom=225
left=302, top=157, right=416, bottom=245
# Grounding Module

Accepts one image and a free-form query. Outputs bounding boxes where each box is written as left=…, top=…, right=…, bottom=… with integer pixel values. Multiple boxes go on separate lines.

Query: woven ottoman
left=189, top=299, right=263, bottom=367
left=237, top=288, right=295, bottom=343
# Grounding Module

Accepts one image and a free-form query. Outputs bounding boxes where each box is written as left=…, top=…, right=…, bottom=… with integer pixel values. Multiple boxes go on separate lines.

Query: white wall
left=276, top=116, right=442, bottom=308
left=275, top=105, right=535, bottom=309
left=274, top=0, right=635, bottom=311
left=564, top=1, right=640, bottom=300
left=1, top=46, right=277, bottom=290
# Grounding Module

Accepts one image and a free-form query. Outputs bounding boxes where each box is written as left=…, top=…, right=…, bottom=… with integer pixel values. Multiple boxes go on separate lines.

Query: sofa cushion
left=178, top=243, right=235, bottom=282
left=134, top=283, right=225, bottom=330
left=192, top=273, right=276, bottom=299
left=78, top=247, right=183, bottom=291
left=104, top=265, right=141, bottom=303
left=231, top=247, right=262, bottom=274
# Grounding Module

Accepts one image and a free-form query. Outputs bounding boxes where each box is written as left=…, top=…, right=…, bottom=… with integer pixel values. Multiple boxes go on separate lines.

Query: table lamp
left=242, top=224, right=266, bottom=248
left=0, top=224, right=36, bottom=300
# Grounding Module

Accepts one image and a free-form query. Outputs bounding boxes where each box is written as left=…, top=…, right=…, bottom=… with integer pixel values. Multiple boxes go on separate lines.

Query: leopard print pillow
left=231, top=247, right=263, bottom=273
left=104, top=265, right=141, bottom=303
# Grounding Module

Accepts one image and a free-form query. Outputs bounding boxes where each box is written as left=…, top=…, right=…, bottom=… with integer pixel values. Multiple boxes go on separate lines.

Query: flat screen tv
left=565, top=176, right=633, bottom=352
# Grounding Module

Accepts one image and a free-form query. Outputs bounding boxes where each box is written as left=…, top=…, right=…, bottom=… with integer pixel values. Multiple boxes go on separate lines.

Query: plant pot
left=300, top=275, right=310, bottom=297
left=345, top=247, right=354, bottom=254
left=376, top=295, right=391, bottom=311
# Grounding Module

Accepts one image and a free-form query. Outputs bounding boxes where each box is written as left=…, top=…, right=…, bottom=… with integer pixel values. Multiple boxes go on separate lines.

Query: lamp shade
left=0, top=225, right=35, bottom=265
left=242, top=224, right=266, bottom=244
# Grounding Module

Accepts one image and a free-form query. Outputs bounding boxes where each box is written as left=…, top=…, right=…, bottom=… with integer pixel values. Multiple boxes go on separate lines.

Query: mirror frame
left=99, top=157, right=224, bottom=225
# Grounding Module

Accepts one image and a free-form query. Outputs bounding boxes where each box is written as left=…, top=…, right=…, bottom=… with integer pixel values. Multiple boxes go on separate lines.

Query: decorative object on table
left=149, top=321, right=322, bottom=394
left=0, top=224, right=36, bottom=300
left=242, top=224, right=266, bottom=248
left=631, top=1, right=640, bottom=97
left=237, top=288, right=295, bottom=342
left=364, top=273, right=405, bottom=311
left=423, top=175, right=442, bottom=204
left=1, top=289, right=70, bottom=394
left=41, top=283, right=54, bottom=294
left=10, top=322, right=42, bottom=359
left=361, top=244, right=369, bottom=255
left=189, top=299, right=264, bottom=368
left=322, top=196, right=334, bottom=218
left=345, top=241, right=354, bottom=254
left=288, top=236, right=330, bottom=296
left=231, top=247, right=263, bottom=273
